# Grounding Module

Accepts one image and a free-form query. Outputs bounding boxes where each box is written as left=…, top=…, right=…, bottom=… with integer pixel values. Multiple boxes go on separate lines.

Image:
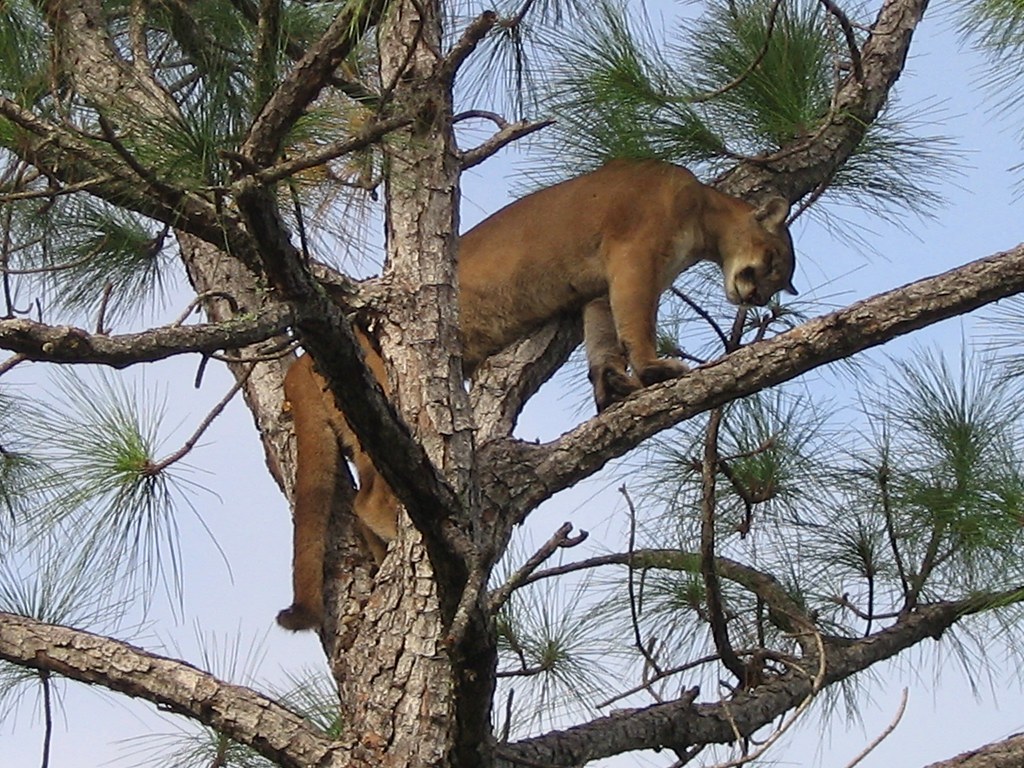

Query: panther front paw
left=590, top=365, right=642, bottom=412
left=637, top=358, right=689, bottom=386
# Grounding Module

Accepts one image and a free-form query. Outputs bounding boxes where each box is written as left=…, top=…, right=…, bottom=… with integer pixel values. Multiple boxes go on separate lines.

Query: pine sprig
left=24, top=368, right=211, bottom=607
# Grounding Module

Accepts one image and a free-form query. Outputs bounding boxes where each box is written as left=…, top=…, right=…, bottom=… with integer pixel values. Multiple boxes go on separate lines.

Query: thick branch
left=923, top=735, right=1024, bottom=768
left=0, top=309, right=292, bottom=367
left=717, top=0, right=928, bottom=203
left=469, top=315, right=581, bottom=442
left=500, top=587, right=1024, bottom=766
left=484, top=242, right=1024, bottom=523
left=0, top=613, right=348, bottom=768
left=233, top=181, right=462, bottom=550
left=240, top=0, right=389, bottom=166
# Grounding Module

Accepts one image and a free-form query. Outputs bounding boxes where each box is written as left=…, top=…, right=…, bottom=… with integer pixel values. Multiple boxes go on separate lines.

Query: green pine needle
left=274, top=666, right=344, bottom=738
left=0, top=0, right=50, bottom=106
left=496, top=575, right=623, bottom=734
left=24, top=368, right=209, bottom=607
left=862, top=345, right=1024, bottom=594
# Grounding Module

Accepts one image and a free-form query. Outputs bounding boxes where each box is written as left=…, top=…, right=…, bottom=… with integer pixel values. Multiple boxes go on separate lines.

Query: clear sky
left=3, top=2, right=1024, bottom=766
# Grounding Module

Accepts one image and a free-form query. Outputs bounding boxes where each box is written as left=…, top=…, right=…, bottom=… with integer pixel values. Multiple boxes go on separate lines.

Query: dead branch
left=488, top=522, right=588, bottom=614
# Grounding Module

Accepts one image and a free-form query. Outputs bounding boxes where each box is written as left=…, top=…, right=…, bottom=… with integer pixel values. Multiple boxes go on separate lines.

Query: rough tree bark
left=924, top=735, right=1024, bottom=768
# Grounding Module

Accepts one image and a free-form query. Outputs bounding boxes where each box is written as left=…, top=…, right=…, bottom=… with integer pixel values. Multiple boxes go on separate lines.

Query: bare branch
left=688, top=0, right=785, bottom=104
left=439, top=11, right=499, bottom=85
left=819, top=0, right=865, bottom=82
left=459, top=117, right=556, bottom=170
left=488, top=522, right=588, bottom=614
left=700, top=409, right=748, bottom=684
left=0, top=613, right=349, bottom=768
left=0, top=308, right=292, bottom=366
left=842, top=688, right=908, bottom=768
left=248, top=113, right=415, bottom=185
left=0, top=353, right=26, bottom=376
left=147, top=364, right=255, bottom=474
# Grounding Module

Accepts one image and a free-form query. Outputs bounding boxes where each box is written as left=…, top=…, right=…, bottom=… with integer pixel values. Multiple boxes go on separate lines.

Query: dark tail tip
left=276, top=604, right=321, bottom=631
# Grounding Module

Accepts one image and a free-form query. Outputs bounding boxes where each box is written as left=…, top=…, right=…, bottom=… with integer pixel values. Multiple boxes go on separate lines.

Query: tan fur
left=277, top=160, right=796, bottom=629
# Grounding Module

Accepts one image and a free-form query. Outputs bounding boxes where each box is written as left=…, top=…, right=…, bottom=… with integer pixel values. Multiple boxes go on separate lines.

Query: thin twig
left=208, top=338, right=299, bottom=364
left=819, top=0, right=864, bottom=81
left=700, top=309, right=750, bottom=684
left=94, top=281, right=114, bottom=334
left=249, top=114, right=414, bottom=185
left=0, top=175, right=114, bottom=204
left=0, top=247, right=106, bottom=276
left=146, top=364, right=255, bottom=474
left=701, top=408, right=748, bottom=684
left=40, top=670, right=53, bottom=768
left=878, top=455, right=910, bottom=599
left=500, top=689, right=514, bottom=743
left=829, top=594, right=901, bottom=622
left=439, top=11, right=499, bottom=85
left=620, top=485, right=664, bottom=681
left=702, top=629, right=826, bottom=768
left=460, top=118, right=555, bottom=170
left=596, top=647, right=794, bottom=709
left=488, top=522, right=588, bottom=614
left=841, top=689, right=908, bottom=768
left=97, top=114, right=175, bottom=196
left=671, top=287, right=730, bottom=351
left=0, top=353, right=26, bottom=376
left=171, top=291, right=241, bottom=326
left=453, top=109, right=506, bottom=126
left=688, top=0, right=785, bottom=104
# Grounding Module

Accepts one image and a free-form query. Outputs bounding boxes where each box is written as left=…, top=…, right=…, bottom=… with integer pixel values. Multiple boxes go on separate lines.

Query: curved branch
left=440, top=11, right=499, bottom=85
left=0, top=613, right=348, bottom=768
left=459, top=117, right=556, bottom=170
left=520, top=549, right=816, bottom=639
left=483, top=241, right=1024, bottom=525
left=716, top=0, right=928, bottom=203
left=499, top=586, right=1024, bottom=767
left=0, top=307, right=293, bottom=367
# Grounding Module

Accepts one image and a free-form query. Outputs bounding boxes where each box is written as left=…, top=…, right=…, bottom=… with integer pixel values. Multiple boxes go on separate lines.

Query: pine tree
left=1, top=0, right=1023, bottom=765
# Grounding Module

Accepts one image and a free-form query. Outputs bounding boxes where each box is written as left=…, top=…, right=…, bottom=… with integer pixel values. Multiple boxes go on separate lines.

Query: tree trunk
left=325, top=3, right=495, bottom=767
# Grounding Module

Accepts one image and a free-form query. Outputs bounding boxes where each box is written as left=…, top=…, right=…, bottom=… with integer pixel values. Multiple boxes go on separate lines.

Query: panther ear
left=754, top=196, right=790, bottom=229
